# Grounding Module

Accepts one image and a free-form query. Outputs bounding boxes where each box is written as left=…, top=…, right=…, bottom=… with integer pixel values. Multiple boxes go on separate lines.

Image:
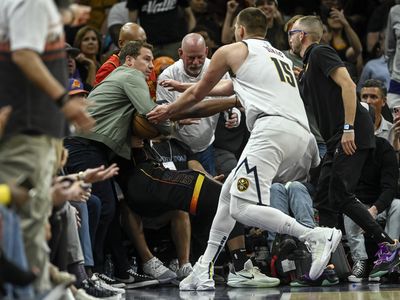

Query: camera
left=393, top=105, right=400, bottom=118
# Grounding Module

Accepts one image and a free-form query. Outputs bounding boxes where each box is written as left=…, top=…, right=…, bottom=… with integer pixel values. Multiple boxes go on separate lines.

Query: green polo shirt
left=77, top=65, right=172, bottom=159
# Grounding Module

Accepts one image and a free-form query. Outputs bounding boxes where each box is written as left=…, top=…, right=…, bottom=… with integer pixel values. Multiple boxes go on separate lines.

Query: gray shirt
left=386, top=4, right=400, bottom=82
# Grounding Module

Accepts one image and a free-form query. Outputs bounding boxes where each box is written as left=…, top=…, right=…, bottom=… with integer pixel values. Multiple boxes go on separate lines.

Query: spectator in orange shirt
left=94, top=22, right=158, bottom=99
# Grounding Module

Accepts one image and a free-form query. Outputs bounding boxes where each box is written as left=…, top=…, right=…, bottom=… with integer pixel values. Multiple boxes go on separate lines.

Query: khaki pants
left=0, top=134, right=61, bottom=293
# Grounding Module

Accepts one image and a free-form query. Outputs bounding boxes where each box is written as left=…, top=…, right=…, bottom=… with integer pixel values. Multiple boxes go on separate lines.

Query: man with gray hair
left=157, top=33, right=240, bottom=176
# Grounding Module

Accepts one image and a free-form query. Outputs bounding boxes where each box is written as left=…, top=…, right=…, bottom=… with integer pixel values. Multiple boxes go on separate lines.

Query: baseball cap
left=68, top=78, right=88, bottom=96
left=65, top=43, right=80, bottom=57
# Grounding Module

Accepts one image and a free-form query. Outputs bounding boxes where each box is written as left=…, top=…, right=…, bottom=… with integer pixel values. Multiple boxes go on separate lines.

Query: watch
left=343, top=124, right=354, bottom=130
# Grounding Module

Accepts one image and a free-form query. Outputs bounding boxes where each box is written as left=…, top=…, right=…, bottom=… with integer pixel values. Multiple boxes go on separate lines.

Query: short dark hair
left=119, top=41, right=153, bottom=64
left=362, top=79, right=387, bottom=97
left=237, top=8, right=268, bottom=38
left=296, top=15, right=323, bottom=41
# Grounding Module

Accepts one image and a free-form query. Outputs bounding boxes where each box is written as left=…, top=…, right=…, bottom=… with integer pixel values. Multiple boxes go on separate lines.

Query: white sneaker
left=299, top=227, right=342, bottom=280
left=179, top=256, right=215, bottom=291
left=63, top=289, right=75, bottom=300
left=227, top=259, right=280, bottom=288
left=91, top=274, right=125, bottom=295
left=74, top=288, right=101, bottom=300
left=143, top=257, right=177, bottom=283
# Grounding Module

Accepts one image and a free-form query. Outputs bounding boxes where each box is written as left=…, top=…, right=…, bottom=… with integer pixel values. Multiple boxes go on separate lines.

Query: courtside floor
left=124, top=283, right=400, bottom=299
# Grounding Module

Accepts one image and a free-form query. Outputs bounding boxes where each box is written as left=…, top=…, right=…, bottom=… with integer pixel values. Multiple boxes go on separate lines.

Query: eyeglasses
left=288, top=29, right=307, bottom=37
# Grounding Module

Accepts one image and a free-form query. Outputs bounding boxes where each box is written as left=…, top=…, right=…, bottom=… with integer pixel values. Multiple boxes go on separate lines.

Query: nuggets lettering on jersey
left=237, top=177, right=250, bottom=192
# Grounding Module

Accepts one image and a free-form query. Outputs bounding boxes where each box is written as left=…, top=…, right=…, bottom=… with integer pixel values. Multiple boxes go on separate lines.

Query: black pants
left=125, top=161, right=244, bottom=261
left=315, top=146, right=392, bottom=243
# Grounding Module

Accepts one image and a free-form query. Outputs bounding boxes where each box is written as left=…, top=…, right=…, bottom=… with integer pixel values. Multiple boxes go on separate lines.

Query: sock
left=85, top=266, right=93, bottom=278
left=230, top=248, right=248, bottom=272
left=202, top=229, right=229, bottom=266
left=279, top=215, right=311, bottom=238
left=68, top=263, right=88, bottom=287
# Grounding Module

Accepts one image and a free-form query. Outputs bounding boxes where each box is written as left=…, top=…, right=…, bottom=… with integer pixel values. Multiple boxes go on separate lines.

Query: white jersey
left=232, top=39, right=310, bottom=132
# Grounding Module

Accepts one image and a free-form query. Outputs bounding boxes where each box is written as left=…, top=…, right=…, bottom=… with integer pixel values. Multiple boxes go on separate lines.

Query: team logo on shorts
left=237, top=178, right=249, bottom=192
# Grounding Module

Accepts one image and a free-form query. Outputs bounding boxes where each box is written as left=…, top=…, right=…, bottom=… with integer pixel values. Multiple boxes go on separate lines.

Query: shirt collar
left=375, top=116, right=392, bottom=135
left=302, top=43, right=319, bottom=64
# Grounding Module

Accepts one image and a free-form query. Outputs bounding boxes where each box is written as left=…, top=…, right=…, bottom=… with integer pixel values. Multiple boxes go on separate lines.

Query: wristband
left=343, top=129, right=354, bottom=133
left=0, top=184, right=11, bottom=206
left=55, top=91, right=71, bottom=108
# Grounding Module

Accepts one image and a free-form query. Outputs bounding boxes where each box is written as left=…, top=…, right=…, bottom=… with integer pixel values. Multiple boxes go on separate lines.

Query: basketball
left=132, top=113, right=159, bottom=139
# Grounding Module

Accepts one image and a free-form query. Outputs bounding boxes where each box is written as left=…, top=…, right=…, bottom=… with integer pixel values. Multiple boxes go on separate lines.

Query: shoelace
left=84, top=279, right=115, bottom=297
left=373, top=243, right=391, bottom=266
left=97, top=273, right=116, bottom=283
left=304, top=241, right=314, bottom=254
left=250, top=266, right=263, bottom=275
left=352, top=261, right=366, bottom=277
left=127, top=268, right=153, bottom=279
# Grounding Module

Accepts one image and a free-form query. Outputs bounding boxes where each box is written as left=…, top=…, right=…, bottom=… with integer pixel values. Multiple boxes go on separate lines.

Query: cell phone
left=224, top=108, right=233, bottom=120
left=156, top=99, right=169, bottom=105
left=393, top=105, right=400, bottom=119
left=15, top=175, right=34, bottom=190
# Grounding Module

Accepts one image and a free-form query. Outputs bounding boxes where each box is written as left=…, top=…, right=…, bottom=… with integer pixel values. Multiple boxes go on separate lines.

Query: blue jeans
left=70, top=195, right=101, bottom=267
left=64, top=137, right=118, bottom=271
left=268, top=182, right=316, bottom=244
left=0, top=205, right=34, bottom=299
left=195, top=145, right=216, bottom=176
left=344, top=199, right=400, bottom=261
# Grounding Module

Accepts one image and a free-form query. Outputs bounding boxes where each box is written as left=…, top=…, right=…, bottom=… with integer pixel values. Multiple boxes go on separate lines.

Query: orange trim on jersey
left=44, top=38, right=65, bottom=52
left=0, top=42, right=11, bottom=52
left=190, top=174, right=205, bottom=215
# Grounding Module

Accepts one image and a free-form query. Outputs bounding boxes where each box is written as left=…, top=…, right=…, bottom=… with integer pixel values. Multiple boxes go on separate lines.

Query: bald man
left=157, top=33, right=239, bottom=175
left=94, top=22, right=148, bottom=86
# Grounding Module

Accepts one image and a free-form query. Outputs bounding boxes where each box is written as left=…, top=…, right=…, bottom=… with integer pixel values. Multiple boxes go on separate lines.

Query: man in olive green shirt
left=64, top=41, right=172, bottom=283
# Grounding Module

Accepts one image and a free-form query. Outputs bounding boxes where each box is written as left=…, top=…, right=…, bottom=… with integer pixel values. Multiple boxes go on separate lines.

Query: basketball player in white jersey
left=148, top=7, right=342, bottom=289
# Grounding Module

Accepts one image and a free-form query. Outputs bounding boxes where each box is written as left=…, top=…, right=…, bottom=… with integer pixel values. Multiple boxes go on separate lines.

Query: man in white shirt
left=157, top=33, right=239, bottom=175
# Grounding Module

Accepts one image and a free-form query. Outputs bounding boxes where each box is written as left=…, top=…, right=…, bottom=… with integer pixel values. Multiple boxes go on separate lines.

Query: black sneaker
left=114, top=268, right=159, bottom=289
left=348, top=260, right=367, bottom=283
left=80, top=279, right=120, bottom=299
left=95, top=273, right=125, bottom=288
left=290, top=265, right=339, bottom=287
left=369, top=241, right=400, bottom=279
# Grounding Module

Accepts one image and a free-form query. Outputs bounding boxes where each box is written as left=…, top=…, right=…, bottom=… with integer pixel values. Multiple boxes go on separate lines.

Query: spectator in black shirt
left=126, top=0, right=196, bottom=60
left=291, top=15, right=400, bottom=279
